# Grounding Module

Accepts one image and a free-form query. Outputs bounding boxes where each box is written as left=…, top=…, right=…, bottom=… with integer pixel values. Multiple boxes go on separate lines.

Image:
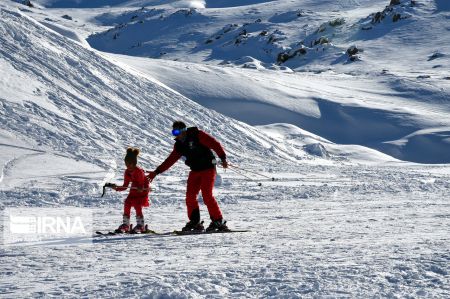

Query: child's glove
left=101, top=183, right=117, bottom=197
left=105, top=183, right=117, bottom=189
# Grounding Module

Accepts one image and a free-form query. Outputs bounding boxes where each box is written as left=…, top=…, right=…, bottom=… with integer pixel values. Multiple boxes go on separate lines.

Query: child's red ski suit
left=115, top=166, right=149, bottom=217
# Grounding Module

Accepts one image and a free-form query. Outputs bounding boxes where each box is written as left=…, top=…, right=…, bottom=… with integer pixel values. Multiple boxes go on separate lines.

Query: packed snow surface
left=1, top=0, right=449, bottom=298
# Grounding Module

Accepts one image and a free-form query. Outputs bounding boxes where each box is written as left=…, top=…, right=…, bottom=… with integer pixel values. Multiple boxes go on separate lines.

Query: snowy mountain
left=1, top=2, right=298, bottom=203
left=101, top=53, right=450, bottom=163
left=1, top=0, right=449, bottom=298
left=85, top=0, right=450, bottom=74
left=23, top=0, right=450, bottom=163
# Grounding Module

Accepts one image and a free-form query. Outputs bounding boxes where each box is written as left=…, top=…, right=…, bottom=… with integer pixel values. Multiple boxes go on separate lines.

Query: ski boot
left=115, top=215, right=131, bottom=233
left=131, top=224, right=145, bottom=234
left=115, top=223, right=130, bottom=233
left=182, top=208, right=204, bottom=232
left=182, top=220, right=204, bottom=232
left=131, top=216, right=145, bottom=234
left=206, top=219, right=229, bottom=232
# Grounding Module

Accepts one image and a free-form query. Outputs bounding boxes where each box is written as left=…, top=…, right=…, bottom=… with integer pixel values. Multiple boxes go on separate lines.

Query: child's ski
left=95, top=229, right=158, bottom=236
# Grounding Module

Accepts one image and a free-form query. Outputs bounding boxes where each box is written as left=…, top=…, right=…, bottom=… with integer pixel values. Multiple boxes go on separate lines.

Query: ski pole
left=228, top=164, right=275, bottom=181
left=101, top=183, right=152, bottom=197
left=219, top=165, right=264, bottom=186
left=102, top=183, right=114, bottom=197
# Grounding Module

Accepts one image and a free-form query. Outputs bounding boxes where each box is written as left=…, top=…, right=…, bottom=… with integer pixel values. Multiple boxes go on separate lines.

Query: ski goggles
left=172, top=128, right=187, bottom=136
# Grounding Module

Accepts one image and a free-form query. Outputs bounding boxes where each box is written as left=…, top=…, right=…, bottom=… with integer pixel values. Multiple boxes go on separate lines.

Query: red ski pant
left=123, top=198, right=144, bottom=218
left=186, top=168, right=222, bottom=221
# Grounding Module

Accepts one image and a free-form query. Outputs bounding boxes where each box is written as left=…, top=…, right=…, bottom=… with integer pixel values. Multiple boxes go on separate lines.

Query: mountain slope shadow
left=197, top=95, right=448, bottom=163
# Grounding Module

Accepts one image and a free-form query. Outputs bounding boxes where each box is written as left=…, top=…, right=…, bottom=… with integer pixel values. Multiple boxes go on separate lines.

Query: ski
left=95, top=229, right=159, bottom=236
left=94, top=227, right=249, bottom=238
left=172, top=229, right=250, bottom=236
left=95, top=223, right=161, bottom=236
left=95, top=231, right=117, bottom=236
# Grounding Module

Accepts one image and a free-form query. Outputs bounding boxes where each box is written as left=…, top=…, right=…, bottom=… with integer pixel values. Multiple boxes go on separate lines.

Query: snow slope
left=31, top=0, right=450, bottom=163
left=101, top=53, right=450, bottom=163
left=0, top=2, right=299, bottom=205
left=1, top=1, right=450, bottom=298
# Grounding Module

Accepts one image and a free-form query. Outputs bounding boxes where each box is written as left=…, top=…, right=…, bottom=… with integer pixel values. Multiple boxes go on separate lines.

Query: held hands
left=221, top=160, right=228, bottom=169
left=146, top=171, right=157, bottom=182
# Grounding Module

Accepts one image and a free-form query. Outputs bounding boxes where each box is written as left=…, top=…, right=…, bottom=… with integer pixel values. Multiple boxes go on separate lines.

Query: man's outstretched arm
left=147, top=147, right=182, bottom=180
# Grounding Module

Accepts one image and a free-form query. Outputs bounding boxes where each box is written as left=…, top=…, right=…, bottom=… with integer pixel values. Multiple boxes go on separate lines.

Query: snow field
left=1, top=191, right=449, bottom=298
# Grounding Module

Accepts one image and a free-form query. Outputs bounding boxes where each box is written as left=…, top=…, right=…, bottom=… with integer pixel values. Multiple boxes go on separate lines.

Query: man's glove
left=221, top=159, right=228, bottom=169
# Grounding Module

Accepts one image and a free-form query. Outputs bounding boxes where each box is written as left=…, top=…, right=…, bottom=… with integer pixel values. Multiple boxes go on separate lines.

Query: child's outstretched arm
left=114, top=171, right=130, bottom=191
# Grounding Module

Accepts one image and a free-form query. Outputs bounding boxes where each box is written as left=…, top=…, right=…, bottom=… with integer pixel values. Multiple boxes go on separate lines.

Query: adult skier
left=147, top=121, right=229, bottom=232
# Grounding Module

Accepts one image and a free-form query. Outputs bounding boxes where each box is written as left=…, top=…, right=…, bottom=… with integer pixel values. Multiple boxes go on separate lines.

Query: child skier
left=111, top=147, right=150, bottom=233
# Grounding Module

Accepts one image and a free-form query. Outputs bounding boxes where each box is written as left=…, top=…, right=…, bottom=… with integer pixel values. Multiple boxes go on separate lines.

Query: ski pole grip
left=101, top=183, right=116, bottom=197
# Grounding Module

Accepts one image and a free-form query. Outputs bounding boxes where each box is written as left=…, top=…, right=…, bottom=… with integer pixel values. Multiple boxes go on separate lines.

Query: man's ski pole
left=220, top=165, right=264, bottom=186
left=228, top=164, right=275, bottom=181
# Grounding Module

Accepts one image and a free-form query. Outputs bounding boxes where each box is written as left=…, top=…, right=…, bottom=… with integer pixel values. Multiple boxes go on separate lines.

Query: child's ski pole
left=101, top=183, right=151, bottom=197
